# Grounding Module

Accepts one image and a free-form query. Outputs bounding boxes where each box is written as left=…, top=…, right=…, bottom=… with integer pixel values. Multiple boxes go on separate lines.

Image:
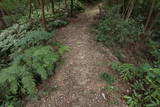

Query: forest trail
left=26, top=5, right=129, bottom=107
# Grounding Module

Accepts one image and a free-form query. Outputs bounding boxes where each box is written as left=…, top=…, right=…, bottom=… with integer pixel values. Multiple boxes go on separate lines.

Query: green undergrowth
left=0, top=25, right=54, bottom=69
left=0, top=0, right=86, bottom=106
left=0, top=21, right=69, bottom=107
left=95, top=2, right=160, bottom=107
left=102, top=86, right=118, bottom=92
left=101, top=72, right=116, bottom=84
left=0, top=44, right=68, bottom=107
left=110, top=62, right=160, bottom=106
left=94, top=6, right=143, bottom=45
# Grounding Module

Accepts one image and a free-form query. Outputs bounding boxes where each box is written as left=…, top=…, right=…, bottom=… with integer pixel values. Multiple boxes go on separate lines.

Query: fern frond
left=21, top=72, right=37, bottom=95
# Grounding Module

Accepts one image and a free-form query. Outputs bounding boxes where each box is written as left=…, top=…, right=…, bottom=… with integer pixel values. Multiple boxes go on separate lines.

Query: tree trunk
left=58, top=0, right=61, bottom=10
left=64, top=0, right=67, bottom=10
left=28, top=0, right=32, bottom=19
left=122, top=0, right=125, bottom=18
left=125, top=0, right=135, bottom=20
left=144, top=0, right=155, bottom=32
left=0, top=18, right=7, bottom=29
left=51, top=0, right=55, bottom=14
left=41, top=0, right=47, bottom=30
left=70, top=0, right=74, bottom=16
left=148, top=12, right=160, bottom=31
left=0, top=9, right=7, bottom=29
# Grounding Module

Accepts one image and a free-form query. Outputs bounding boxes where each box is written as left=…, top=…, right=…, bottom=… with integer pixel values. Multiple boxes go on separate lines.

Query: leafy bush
left=95, top=7, right=143, bottom=45
left=149, top=40, right=160, bottom=67
left=0, top=23, right=32, bottom=69
left=0, top=26, right=54, bottom=69
left=97, top=1, right=160, bottom=107
left=0, top=24, right=31, bottom=52
left=110, top=62, right=160, bottom=107
left=102, top=86, right=118, bottom=92
left=15, top=28, right=53, bottom=50
left=101, top=72, right=116, bottom=84
left=48, top=19, right=68, bottom=29
left=110, top=62, right=140, bottom=81
left=0, top=23, right=67, bottom=106
left=72, top=0, right=84, bottom=12
left=0, top=45, right=67, bottom=107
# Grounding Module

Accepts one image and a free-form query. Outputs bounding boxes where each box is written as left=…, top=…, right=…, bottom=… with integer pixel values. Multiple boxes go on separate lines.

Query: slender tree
left=64, top=0, right=67, bottom=10
left=70, top=0, right=74, bottom=16
left=51, top=0, right=55, bottom=14
left=41, top=0, right=47, bottom=30
left=0, top=11, right=7, bottom=28
left=28, top=0, right=32, bottom=19
left=125, top=0, right=135, bottom=19
left=144, top=0, right=155, bottom=32
left=149, top=12, right=160, bottom=31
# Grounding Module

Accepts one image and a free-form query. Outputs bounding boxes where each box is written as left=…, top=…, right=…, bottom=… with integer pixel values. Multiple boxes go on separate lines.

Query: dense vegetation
left=95, top=0, right=160, bottom=106
left=0, top=0, right=160, bottom=106
left=0, top=0, right=84, bottom=106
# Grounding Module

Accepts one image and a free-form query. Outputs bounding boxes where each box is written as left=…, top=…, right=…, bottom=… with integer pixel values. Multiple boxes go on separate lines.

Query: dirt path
left=26, top=5, right=129, bottom=107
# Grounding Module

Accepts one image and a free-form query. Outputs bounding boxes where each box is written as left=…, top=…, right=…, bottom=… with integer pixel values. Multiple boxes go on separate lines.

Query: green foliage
left=0, top=23, right=32, bottom=69
left=15, top=28, right=53, bottom=50
left=124, top=91, right=142, bottom=107
left=39, top=85, right=59, bottom=96
left=95, top=7, right=143, bottom=45
left=0, top=45, right=67, bottom=106
left=101, top=72, right=116, bottom=84
left=0, top=25, right=54, bottom=69
left=102, top=86, right=118, bottom=92
left=110, top=62, right=139, bottom=81
left=72, top=0, right=84, bottom=12
left=110, top=62, right=160, bottom=107
left=0, top=0, right=73, bottom=106
left=149, top=40, right=160, bottom=67
left=0, top=23, right=31, bottom=52
left=0, top=0, right=26, bottom=13
left=48, top=19, right=68, bottom=29
left=111, top=49, right=126, bottom=62
left=0, top=0, right=27, bottom=25
left=97, top=1, right=160, bottom=107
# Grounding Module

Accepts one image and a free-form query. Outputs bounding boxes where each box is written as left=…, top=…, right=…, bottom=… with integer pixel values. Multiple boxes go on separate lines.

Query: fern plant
left=48, top=19, right=68, bottom=29
left=149, top=40, right=160, bottom=67
left=0, top=26, right=54, bottom=69
left=0, top=45, right=68, bottom=107
left=124, top=91, right=142, bottom=107
left=14, top=28, right=53, bottom=50
left=109, top=62, right=138, bottom=81
left=110, top=62, right=160, bottom=106
left=101, top=72, right=116, bottom=84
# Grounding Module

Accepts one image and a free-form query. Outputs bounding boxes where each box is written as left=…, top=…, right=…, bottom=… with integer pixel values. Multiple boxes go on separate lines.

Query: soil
left=26, top=5, right=130, bottom=107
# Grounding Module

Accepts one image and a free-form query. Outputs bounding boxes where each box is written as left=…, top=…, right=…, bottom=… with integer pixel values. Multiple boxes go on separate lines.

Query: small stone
left=48, top=104, right=51, bottom=107
left=102, top=93, right=106, bottom=100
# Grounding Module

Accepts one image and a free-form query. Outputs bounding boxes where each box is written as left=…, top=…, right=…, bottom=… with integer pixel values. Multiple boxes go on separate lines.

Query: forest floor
left=26, top=4, right=130, bottom=107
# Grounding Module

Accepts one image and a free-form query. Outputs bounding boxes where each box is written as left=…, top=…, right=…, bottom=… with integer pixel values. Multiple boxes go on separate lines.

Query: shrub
left=48, top=19, right=68, bottom=29
left=149, top=40, right=160, bottom=67
left=102, top=86, right=118, bottom=92
left=0, top=23, right=32, bottom=69
left=110, top=62, right=160, bottom=106
left=0, top=45, right=67, bottom=107
left=73, top=0, right=84, bottom=12
left=14, top=28, right=53, bottom=50
left=0, top=26, right=54, bottom=69
left=95, top=7, right=143, bottom=45
left=101, top=72, right=116, bottom=84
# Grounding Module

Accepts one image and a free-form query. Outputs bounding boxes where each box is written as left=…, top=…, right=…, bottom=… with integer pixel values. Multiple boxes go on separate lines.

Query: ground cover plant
left=95, top=0, right=160, bottom=106
left=0, top=0, right=80, bottom=106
